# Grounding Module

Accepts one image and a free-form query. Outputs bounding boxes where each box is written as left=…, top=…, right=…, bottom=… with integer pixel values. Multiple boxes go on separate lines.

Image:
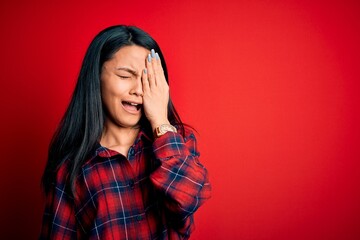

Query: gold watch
left=154, top=124, right=177, bottom=138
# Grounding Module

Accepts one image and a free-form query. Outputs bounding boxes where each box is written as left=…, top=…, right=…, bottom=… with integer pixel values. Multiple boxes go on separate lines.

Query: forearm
left=150, top=131, right=211, bottom=218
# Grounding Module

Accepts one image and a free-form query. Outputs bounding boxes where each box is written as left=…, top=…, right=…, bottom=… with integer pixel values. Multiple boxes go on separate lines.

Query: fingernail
left=151, top=49, right=156, bottom=58
left=144, top=68, right=147, bottom=74
left=148, top=54, right=151, bottom=62
left=155, top=52, right=160, bottom=60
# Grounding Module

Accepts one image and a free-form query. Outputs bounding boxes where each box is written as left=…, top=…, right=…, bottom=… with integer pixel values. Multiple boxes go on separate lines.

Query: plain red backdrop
left=0, top=0, right=359, bottom=239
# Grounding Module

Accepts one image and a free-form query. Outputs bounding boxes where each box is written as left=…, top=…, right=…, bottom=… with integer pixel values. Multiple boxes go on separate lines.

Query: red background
left=1, top=0, right=359, bottom=239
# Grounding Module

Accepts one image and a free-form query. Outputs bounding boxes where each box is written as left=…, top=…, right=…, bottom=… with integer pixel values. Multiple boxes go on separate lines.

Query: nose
left=130, top=76, right=143, bottom=97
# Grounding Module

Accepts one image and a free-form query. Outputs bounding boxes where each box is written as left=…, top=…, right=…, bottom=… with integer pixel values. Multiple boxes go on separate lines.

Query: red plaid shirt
left=40, top=128, right=211, bottom=239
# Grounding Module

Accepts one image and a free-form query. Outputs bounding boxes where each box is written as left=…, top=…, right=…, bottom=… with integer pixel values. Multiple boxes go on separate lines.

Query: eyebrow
left=116, top=67, right=138, bottom=76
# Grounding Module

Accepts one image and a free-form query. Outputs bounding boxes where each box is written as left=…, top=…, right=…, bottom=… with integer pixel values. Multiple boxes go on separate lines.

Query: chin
left=104, top=113, right=141, bottom=129
left=117, top=118, right=142, bottom=128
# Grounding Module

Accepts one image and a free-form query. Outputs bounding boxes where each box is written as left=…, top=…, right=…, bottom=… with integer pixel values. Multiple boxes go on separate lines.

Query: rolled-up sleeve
left=150, top=129, right=211, bottom=236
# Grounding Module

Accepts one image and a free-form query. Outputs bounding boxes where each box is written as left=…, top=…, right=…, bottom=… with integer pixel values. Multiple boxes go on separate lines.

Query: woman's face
left=101, top=45, right=149, bottom=128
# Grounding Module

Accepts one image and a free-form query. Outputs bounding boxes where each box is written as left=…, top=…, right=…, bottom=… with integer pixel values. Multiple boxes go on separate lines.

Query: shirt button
left=128, top=180, right=135, bottom=189
left=129, top=147, right=135, bottom=156
left=136, top=215, right=143, bottom=221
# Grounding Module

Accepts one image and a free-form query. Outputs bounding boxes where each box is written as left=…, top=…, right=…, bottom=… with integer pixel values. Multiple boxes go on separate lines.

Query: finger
left=146, top=53, right=156, bottom=88
left=154, top=52, right=164, bottom=73
left=154, top=52, right=168, bottom=87
left=142, top=68, right=150, bottom=93
left=150, top=49, right=159, bottom=86
left=152, top=51, right=160, bottom=74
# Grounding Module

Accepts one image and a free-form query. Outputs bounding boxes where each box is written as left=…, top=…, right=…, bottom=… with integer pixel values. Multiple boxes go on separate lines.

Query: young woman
left=40, top=25, right=211, bottom=239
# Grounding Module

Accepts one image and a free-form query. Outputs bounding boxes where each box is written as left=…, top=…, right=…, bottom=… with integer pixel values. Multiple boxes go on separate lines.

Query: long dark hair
left=42, top=25, right=185, bottom=195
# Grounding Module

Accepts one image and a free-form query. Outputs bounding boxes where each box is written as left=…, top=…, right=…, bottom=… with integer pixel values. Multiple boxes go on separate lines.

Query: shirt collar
left=95, top=128, right=153, bottom=158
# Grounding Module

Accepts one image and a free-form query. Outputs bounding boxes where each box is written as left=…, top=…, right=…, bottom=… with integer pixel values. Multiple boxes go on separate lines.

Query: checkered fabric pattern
left=40, top=128, right=211, bottom=239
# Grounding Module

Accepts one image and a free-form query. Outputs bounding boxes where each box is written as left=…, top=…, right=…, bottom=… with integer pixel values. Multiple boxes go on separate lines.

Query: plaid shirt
left=40, top=128, right=211, bottom=239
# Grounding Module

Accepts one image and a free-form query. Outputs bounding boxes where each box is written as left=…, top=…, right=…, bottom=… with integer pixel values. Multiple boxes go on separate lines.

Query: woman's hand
left=142, top=49, right=170, bottom=131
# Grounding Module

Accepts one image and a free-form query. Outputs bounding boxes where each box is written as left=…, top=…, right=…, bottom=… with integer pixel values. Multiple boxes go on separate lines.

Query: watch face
left=160, top=125, right=170, bottom=133
left=157, top=124, right=177, bottom=136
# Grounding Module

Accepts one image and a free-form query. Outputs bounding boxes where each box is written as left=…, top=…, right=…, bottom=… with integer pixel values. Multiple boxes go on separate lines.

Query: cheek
left=102, top=79, right=124, bottom=97
left=101, top=81, right=130, bottom=108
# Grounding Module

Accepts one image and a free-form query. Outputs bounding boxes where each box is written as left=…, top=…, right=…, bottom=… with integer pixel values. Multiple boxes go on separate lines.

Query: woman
left=40, top=25, right=211, bottom=239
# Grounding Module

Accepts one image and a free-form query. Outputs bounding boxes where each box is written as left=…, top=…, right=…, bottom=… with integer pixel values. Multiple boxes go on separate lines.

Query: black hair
left=42, top=25, right=186, bottom=195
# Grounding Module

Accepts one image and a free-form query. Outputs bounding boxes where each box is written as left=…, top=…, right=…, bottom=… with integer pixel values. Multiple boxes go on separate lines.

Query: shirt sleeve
left=39, top=163, right=78, bottom=240
left=150, top=128, right=212, bottom=237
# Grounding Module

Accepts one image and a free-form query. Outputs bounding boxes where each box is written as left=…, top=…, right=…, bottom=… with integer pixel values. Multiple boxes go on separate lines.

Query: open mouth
left=122, top=101, right=142, bottom=111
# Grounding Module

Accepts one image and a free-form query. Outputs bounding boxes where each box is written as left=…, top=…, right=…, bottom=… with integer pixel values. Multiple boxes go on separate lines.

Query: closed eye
left=116, top=67, right=138, bottom=79
left=118, top=75, right=131, bottom=79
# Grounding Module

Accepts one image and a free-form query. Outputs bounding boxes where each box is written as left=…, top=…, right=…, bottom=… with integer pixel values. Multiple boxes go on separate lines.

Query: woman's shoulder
left=55, top=147, right=102, bottom=179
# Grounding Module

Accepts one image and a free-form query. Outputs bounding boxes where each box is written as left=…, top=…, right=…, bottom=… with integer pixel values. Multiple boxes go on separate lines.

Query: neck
left=100, top=120, right=140, bottom=156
